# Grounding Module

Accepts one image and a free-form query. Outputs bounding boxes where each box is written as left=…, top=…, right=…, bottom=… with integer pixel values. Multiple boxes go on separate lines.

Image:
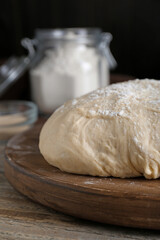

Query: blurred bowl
left=0, top=101, right=38, bottom=142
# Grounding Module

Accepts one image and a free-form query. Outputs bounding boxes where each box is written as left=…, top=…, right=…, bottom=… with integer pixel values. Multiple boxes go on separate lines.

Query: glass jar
left=22, top=28, right=116, bottom=114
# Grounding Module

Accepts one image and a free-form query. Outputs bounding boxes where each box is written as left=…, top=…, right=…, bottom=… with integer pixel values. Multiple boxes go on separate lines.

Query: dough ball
left=39, top=79, right=160, bottom=179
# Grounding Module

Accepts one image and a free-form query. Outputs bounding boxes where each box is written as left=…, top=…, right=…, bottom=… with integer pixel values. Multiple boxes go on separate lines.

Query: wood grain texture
left=4, top=121, right=160, bottom=231
left=0, top=134, right=160, bottom=239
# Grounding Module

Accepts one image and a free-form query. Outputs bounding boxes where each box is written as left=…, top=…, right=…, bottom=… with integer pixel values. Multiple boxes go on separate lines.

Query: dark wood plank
left=4, top=121, right=160, bottom=230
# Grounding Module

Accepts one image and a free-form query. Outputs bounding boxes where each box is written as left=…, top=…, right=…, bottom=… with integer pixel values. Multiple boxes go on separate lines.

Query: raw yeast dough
left=39, top=79, right=160, bottom=179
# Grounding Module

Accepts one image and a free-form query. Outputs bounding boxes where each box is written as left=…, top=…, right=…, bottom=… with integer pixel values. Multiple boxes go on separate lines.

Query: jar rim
left=35, top=28, right=102, bottom=42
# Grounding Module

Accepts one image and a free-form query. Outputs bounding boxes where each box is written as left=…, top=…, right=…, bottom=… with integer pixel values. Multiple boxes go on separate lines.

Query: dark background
left=1, top=0, right=160, bottom=79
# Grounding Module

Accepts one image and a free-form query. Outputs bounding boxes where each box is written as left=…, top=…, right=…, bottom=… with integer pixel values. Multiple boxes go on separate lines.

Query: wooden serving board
left=4, top=121, right=160, bottom=230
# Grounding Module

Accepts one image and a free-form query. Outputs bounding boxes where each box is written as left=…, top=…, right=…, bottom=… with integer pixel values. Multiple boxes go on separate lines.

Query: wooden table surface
left=0, top=143, right=160, bottom=240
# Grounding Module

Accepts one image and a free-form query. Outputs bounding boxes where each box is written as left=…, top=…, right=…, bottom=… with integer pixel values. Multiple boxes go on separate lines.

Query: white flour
left=30, top=41, right=109, bottom=113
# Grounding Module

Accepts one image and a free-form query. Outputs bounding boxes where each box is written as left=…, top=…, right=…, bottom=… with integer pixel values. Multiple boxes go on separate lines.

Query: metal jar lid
left=0, top=38, right=35, bottom=97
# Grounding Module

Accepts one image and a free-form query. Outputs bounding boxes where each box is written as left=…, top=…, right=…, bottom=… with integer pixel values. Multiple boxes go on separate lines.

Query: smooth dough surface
left=39, top=79, right=160, bottom=179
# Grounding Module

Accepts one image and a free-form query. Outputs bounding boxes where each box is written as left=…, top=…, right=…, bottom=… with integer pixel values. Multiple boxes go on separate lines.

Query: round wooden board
left=4, top=120, right=160, bottom=230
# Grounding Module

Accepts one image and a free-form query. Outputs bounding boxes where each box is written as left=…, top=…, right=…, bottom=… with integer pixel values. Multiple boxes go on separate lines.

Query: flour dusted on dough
left=39, top=79, right=160, bottom=179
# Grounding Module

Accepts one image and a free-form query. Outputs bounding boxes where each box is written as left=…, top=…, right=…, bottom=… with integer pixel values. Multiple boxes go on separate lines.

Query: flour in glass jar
left=30, top=35, right=109, bottom=113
